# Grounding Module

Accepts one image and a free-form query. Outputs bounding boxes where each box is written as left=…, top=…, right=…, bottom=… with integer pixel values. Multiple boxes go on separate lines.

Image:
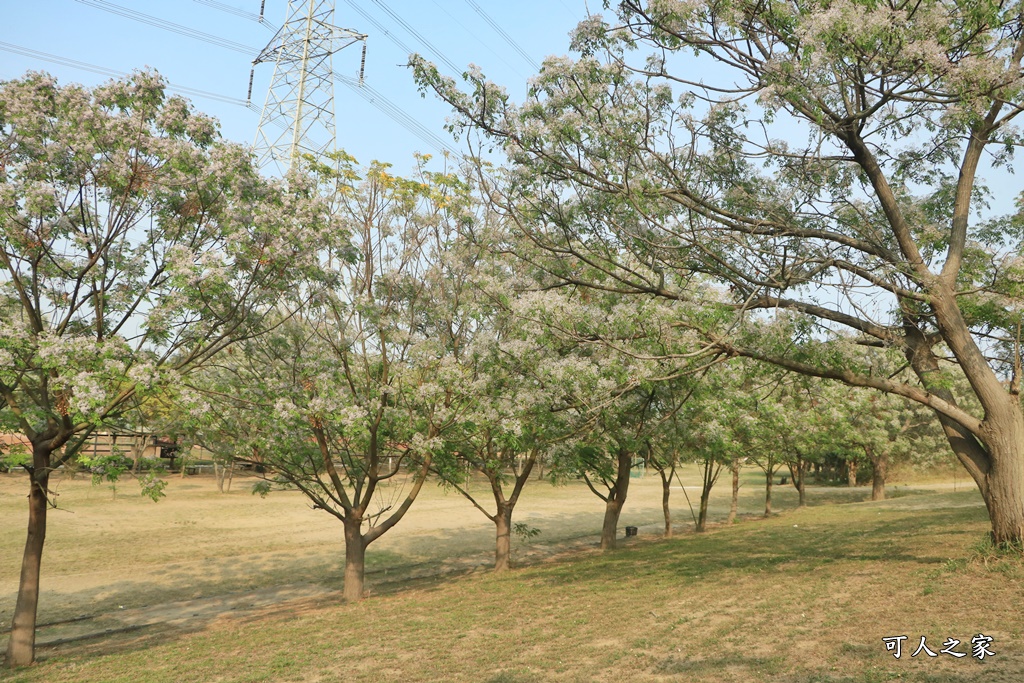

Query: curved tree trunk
left=903, top=311, right=1024, bottom=545
left=601, top=498, right=624, bottom=550
left=599, top=448, right=633, bottom=550
left=343, top=518, right=366, bottom=603
left=5, top=445, right=52, bottom=667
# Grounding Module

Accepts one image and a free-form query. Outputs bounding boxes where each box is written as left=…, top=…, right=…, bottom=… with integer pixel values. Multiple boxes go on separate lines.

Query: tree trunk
left=983, top=427, right=1024, bottom=546
left=796, top=464, right=806, bottom=507
left=342, top=518, right=366, bottom=603
left=5, top=445, right=51, bottom=667
left=870, top=447, right=887, bottom=501
left=657, top=466, right=673, bottom=537
left=764, top=470, right=773, bottom=517
left=696, top=457, right=720, bottom=532
left=847, top=459, right=858, bottom=487
left=697, top=486, right=710, bottom=532
left=902, top=321, right=1024, bottom=545
left=130, top=436, right=143, bottom=474
left=788, top=457, right=807, bottom=507
left=599, top=448, right=633, bottom=550
left=601, top=497, right=624, bottom=550
left=727, top=460, right=740, bottom=525
left=494, top=505, right=512, bottom=572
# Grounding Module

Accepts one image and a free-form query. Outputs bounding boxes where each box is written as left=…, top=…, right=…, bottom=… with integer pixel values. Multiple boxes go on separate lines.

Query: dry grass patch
left=2, top=485, right=1020, bottom=682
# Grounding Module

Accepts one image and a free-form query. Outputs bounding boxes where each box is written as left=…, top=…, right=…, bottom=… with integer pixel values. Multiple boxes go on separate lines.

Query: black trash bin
left=625, top=526, right=638, bottom=537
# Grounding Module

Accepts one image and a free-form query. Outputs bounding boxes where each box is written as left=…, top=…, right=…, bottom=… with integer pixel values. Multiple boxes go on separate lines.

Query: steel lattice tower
left=249, top=0, right=366, bottom=175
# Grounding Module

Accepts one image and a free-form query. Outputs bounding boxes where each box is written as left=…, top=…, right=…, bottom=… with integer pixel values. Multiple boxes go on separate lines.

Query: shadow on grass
left=22, top=490, right=994, bottom=674
left=654, top=653, right=787, bottom=676
left=533, top=492, right=990, bottom=587
left=485, top=670, right=542, bottom=683
left=651, top=645, right=996, bottom=683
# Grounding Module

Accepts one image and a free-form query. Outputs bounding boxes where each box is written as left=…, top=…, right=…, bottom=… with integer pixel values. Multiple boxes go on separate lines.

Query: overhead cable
left=194, top=0, right=263, bottom=24
left=75, top=0, right=254, bottom=55
left=369, top=0, right=463, bottom=74
left=341, top=0, right=417, bottom=59
left=0, top=41, right=250, bottom=106
left=427, top=0, right=525, bottom=80
left=334, top=72, right=459, bottom=157
left=463, top=0, right=540, bottom=71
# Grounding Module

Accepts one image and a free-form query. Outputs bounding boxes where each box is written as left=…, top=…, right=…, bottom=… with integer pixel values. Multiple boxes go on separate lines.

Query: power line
left=427, top=0, right=526, bottom=80
left=462, top=0, right=540, bottom=71
left=0, top=41, right=251, bottom=107
left=369, top=0, right=463, bottom=74
left=557, top=0, right=580, bottom=22
left=193, top=0, right=274, bottom=28
left=67, top=0, right=461, bottom=158
left=341, top=0, right=417, bottom=59
left=334, top=72, right=458, bottom=157
left=75, top=0, right=255, bottom=55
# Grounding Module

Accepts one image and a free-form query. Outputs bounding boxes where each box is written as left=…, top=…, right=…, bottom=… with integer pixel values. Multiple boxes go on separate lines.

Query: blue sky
left=1, top=2, right=1016, bottom=215
left=1, top=1, right=590, bottom=173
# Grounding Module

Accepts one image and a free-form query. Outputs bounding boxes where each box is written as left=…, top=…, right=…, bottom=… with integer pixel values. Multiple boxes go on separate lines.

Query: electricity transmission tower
left=249, top=0, right=366, bottom=175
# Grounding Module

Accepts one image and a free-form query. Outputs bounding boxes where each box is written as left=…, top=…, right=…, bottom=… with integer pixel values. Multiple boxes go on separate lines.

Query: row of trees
left=411, top=0, right=1024, bottom=547
left=7, top=0, right=1024, bottom=665
left=0, top=69, right=938, bottom=667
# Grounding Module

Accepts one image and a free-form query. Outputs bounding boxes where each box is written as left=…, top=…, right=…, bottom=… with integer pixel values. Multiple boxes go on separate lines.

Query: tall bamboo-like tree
left=414, top=0, right=1024, bottom=545
left=0, top=72, right=333, bottom=666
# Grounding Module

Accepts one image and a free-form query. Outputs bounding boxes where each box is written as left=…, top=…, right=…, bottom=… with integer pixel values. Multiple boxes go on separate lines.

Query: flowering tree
left=512, top=285, right=712, bottom=549
left=644, top=380, right=698, bottom=537
left=842, top=387, right=945, bottom=500
left=428, top=266, right=571, bottom=572
left=0, top=72, right=333, bottom=666
left=414, top=0, right=1024, bottom=546
left=643, top=372, right=736, bottom=535
left=193, top=157, right=475, bottom=601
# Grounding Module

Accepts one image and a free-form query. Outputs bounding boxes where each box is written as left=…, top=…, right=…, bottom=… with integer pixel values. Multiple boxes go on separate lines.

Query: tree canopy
left=0, top=70, right=334, bottom=666
left=413, top=0, right=1024, bottom=545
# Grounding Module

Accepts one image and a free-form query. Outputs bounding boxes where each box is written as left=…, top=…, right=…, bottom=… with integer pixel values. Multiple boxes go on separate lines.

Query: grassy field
left=1, top=469, right=1021, bottom=682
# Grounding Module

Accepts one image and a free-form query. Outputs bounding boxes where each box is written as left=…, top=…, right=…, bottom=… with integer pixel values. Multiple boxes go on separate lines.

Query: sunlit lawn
left=2, top=471, right=1020, bottom=682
